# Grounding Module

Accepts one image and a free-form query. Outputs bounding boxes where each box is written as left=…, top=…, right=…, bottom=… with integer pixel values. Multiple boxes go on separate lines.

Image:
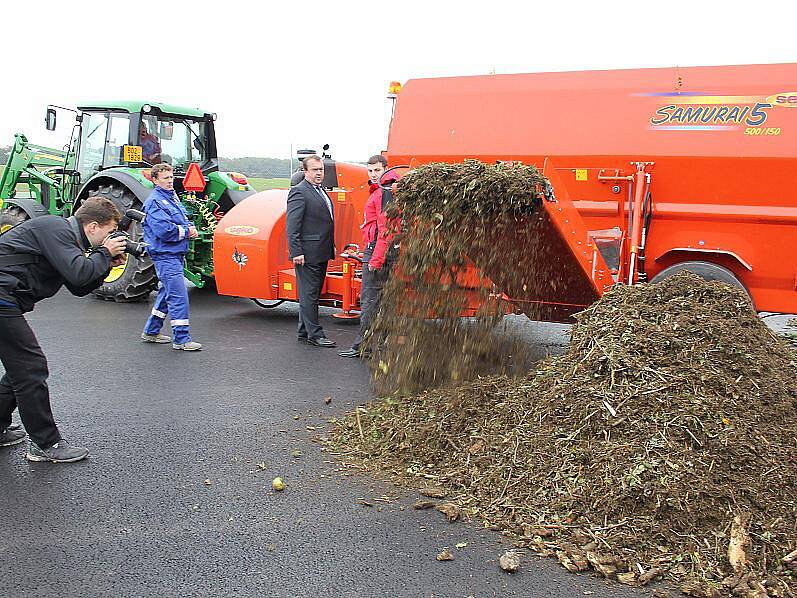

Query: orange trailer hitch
left=332, top=243, right=362, bottom=320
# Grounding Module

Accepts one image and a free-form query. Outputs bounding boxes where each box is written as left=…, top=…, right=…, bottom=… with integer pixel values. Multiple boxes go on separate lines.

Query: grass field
left=248, top=177, right=290, bottom=191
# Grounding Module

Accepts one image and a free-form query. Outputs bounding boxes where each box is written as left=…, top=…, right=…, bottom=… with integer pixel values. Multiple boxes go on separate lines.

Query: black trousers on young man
left=0, top=305, right=61, bottom=448
left=351, top=264, right=391, bottom=351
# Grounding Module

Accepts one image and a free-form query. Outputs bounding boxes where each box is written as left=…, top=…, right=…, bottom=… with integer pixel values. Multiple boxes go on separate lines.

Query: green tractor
left=0, top=101, right=255, bottom=301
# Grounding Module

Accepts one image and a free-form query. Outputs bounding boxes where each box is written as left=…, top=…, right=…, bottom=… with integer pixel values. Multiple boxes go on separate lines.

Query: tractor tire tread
left=87, top=184, right=158, bottom=303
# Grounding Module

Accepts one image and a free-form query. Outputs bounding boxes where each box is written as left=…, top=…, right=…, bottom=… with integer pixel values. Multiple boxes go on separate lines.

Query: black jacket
left=0, top=215, right=113, bottom=313
left=286, top=179, right=335, bottom=264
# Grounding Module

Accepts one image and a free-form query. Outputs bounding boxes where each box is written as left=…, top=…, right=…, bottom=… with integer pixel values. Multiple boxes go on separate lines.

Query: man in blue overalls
left=140, top=163, right=202, bottom=351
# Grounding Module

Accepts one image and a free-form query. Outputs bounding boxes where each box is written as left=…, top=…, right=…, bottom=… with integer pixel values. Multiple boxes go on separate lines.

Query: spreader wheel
left=252, top=299, right=285, bottom=309
left=651, top=261, right=751, bottom=302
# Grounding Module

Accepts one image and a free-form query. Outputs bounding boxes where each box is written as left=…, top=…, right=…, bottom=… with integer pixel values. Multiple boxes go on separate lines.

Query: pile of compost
left=340, top=159, right=797, bottom=595
left=366, top=160, right=547, bottom=395
left=338, top=271, right=797, bottom=593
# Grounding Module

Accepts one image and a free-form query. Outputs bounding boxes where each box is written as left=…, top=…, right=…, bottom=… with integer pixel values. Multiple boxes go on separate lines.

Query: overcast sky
left=1, top=0, right=794, bottom=162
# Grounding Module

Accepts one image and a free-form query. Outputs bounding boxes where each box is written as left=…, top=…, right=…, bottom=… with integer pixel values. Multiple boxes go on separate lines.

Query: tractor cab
left=69, top=102, right=219, bottom=184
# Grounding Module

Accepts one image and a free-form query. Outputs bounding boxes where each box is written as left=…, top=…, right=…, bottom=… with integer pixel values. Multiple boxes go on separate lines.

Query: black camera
left=110, top=209, right=147, bottom=258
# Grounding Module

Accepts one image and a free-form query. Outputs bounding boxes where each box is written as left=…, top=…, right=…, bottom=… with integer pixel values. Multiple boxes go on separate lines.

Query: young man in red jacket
left=340, top=155, right=399, bottom=358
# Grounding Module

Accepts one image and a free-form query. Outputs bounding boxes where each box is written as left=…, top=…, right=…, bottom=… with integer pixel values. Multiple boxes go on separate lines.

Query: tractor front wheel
left=89, top=184, right=158, bottom=302
left=0, top=206, right=30, bottom=233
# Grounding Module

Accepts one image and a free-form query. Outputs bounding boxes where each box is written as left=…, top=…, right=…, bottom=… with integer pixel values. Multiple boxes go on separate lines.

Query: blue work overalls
left=141, top=186, right=193, bottom=344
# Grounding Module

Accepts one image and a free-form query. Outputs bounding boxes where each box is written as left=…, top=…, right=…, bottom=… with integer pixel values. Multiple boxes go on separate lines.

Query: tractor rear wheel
left=89, top=184, right=158, bottom=302
left=0, top=205, right=30, bottom=233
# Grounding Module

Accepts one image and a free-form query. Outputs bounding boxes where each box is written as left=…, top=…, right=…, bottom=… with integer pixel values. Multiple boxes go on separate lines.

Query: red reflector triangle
left=183, top=162, right=205, bottom=192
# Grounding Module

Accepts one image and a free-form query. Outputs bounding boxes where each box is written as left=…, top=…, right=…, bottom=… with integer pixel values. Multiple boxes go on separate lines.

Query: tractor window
left=149, top=118, right=207, bottom=171
left=139, top=116, right=162, bottom=164
left=77, top=112, right=109, bottom=180
left=104, top=113, right=131, bottom=167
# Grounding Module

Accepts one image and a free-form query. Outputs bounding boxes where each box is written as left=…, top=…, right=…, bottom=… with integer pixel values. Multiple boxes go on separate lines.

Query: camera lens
left=124, top=240, right=147, bottom=258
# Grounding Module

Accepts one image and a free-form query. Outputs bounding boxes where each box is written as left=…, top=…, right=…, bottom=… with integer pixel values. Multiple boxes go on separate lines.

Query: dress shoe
left=307, top=337, right=336, bottom=348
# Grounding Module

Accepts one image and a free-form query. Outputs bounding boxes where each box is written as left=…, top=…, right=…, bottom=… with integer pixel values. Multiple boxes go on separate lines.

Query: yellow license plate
left=123, top=145, right=143, bottom=162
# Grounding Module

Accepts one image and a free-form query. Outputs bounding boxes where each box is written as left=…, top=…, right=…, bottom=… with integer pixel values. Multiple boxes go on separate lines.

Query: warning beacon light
left=387, top=81, right=402, bottom=99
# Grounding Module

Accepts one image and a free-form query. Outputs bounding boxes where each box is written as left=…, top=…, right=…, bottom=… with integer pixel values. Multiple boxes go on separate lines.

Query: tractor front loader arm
left=0, top=133, right=69, bottom=213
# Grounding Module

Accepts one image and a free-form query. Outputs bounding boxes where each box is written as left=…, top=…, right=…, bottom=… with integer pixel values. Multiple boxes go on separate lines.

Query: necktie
left=316, top=186, right=333, bottom=219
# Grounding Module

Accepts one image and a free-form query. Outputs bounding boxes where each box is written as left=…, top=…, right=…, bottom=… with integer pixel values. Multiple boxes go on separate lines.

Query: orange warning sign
left=183, top=162, right=205, bottom=192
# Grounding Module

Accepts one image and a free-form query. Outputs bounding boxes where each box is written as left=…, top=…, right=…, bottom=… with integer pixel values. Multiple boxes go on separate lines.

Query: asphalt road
left=1, top=287, right=652, bottom=598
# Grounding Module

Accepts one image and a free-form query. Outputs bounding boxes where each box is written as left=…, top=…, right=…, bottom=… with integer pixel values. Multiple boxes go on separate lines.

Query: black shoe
left=338, top=347, right=360, bottom=358
left=0, top=426, right=26, bottom=447
left=26, top=439, right=89, bottom=463
left=308, top=337, right=336, bottom=348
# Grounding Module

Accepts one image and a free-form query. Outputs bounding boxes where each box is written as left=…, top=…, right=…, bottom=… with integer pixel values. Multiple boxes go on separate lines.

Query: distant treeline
left=218, top=156, right=293, bottom=178
left=0, top=146, right=293, bottom=178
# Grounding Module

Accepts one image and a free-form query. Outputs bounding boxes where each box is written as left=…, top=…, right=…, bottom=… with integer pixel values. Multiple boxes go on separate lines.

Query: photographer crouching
left=0, top=197, right=127, bottom=463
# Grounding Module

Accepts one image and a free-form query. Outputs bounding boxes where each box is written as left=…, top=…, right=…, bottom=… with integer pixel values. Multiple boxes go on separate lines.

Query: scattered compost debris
left=436, top=503, right=461, bottom=522
left=436, top=549, right=454, bottom=562
left=332, top=272, right=797, bottom=596
left=500, top=551, right=522, bottom=573
left=420, top=487, right=447, bottom=499
left=271, top=477, right=286, bottom=492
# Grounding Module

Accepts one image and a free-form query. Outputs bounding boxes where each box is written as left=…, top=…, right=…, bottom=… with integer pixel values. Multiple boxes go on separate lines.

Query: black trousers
left=0, top=306, right=60, bottom=448
left=352, top=263, right=390, bottom=350
left=295, top=261, right=328, bottom=340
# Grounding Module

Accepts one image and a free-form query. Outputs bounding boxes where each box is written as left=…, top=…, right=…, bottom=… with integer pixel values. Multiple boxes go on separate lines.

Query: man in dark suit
left=286, top=155, right=336, bottom=347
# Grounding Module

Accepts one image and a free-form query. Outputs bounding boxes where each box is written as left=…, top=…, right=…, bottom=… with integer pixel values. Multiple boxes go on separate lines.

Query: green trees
left=218, top=156, right=292, bottom=178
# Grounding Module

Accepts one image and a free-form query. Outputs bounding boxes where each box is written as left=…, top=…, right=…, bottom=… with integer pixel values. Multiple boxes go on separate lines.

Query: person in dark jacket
left=0, top=197, right=126, bottom=463
left=340, top=155, right=399, bottom=358
left=286, top=154, right=336, bottom=347
left=141, top=163, right=202, bottom=351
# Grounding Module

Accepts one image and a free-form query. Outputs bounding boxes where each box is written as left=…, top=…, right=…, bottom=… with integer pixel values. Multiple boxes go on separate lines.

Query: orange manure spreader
left=214, top=63, right=797, bottom=321
left=385, top=62, right=797, bottom=320
left=213, top=158, right=370, bottom=317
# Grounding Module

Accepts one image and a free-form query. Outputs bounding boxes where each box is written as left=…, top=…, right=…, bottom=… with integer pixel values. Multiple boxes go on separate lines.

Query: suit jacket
left=286, top=178, right=335, bottom=264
